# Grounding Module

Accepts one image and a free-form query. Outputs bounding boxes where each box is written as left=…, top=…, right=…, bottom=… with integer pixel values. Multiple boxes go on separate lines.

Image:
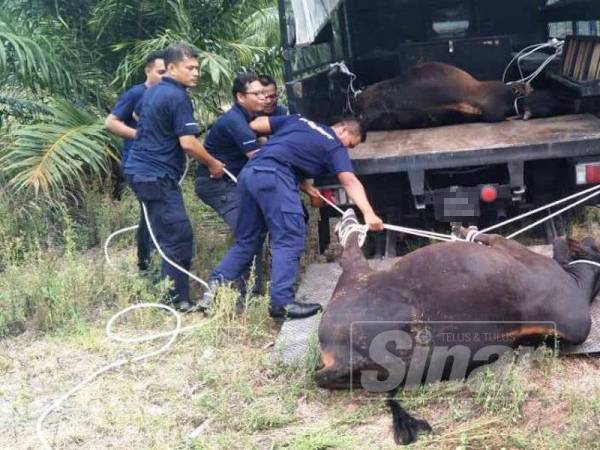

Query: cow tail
left=386, top=390, right=432, bottom=445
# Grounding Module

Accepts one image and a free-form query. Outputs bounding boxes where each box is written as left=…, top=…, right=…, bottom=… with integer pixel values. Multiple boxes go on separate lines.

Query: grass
left=1, top=187, right=600, bottom=449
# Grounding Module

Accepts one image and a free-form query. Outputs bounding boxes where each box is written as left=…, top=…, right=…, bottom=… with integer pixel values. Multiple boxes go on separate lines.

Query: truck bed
left=349, top=114, right=600, bottom=174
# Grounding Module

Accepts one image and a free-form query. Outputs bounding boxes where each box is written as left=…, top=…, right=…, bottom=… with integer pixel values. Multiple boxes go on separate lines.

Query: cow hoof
left=387, top=399, right=432, bottom=445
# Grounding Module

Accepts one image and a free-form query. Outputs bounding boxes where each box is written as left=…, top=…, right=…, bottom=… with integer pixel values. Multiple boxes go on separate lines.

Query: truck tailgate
left=349, top=114, right=600, bottom=174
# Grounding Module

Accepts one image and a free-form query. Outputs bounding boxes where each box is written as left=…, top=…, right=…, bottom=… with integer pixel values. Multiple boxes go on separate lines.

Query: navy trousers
left=212, top=160, right=305, bottom=307
left=127, top=175, right=193, bottom=303
left=136, top=203, right=154, bottom=271
left=195, top=175, right=264, bottom=295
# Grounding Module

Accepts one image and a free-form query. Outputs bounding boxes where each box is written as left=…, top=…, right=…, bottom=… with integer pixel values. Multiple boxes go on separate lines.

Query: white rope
left=521, top=52, right=561, bottom=84
left=465, top=227, right=480, bottom=243
left=503, top=39, right=563, bottom=85
left=317, top=191, right=344, bottom=214
left=383, top=223, right=456, bottom=242
left=473, top=184, right=600, bottom=240
left=104, top=157, right=192, bottom=271
left=319, top=181, right=600, bottom=244
left=569, top=259, right=600, bottom=268
left=141, top=202, right=209, bottom=290
left=137, top=166, right=239, bottom=290
left=330, top=61, right=362, bottom=114
left=507, top=188, right=600, bottom=239
left=36, top=303, right=213, bottom=450
left=316, top=192, right=457, bottom=242
left=335, top=209, right=368, bottom=247
left=104, top=224, right=140, bottom=269
left=42, top=160, right=238, bottom=449
left=104, top=159, right=237, bottom=278
left=513, top=95, right=526, bottom=117
left=223, top=167, right=237, bottom=183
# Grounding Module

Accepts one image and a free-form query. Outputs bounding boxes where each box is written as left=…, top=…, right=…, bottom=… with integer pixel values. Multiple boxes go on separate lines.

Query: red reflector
left=322, top=189, right=336, bottom=203
left=586, top=164, right=600, bottom=184
left=480, top=185, right=498, bottom=203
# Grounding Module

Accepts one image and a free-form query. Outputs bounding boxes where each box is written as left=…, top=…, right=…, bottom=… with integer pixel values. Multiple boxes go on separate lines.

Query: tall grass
left=0, top=175, right=234, bottom=338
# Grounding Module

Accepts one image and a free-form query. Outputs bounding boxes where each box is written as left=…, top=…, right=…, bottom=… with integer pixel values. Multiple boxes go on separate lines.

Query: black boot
left=269, top=302, right=323, bottom=320
left=172, top=299, right=196, bottom=313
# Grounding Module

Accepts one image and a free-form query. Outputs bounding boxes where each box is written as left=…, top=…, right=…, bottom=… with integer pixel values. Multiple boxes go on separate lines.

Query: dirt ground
left=1, top=310, right=599, bottom=450
left=3, top=209, right=600, bottom=449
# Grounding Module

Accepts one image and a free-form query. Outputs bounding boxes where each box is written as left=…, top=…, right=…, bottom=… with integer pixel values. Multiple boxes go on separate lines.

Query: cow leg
left=314, top=365, right=359, bottom=389
left=387, top=389, right=432, bottom=445
left=552, top=237, right=571, bottom=265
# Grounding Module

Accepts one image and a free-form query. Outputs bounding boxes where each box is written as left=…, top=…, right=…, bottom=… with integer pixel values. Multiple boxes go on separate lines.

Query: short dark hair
left=258, top=74, right=277, bottom=87
left=144, top=50, right=164, bottom=68
left=232, top=72, right=261, bottom=100
left=335, top=117, right=367, bottom=143
left=163, top=42, right=199, bottom=67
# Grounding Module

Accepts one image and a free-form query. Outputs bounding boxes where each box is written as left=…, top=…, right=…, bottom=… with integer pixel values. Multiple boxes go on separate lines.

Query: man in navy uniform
left=105, top=50, right=165, bottom=270
left=258, top=74, right=287, bottom=116
left=195, top=72, right=272, bottom=228
left=195, top=72, right=285, bottom=302
left=208, top=114, right=384, bottom=320
left=124, top=42, right=225, bottom=312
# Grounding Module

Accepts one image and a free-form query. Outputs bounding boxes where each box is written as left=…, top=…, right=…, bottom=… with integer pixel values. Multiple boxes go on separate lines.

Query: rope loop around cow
left=464, top=227, right=480, bottom=243
left=321, top=184, right=600, bottom=247
left=335, top=209, right=369, bottom=248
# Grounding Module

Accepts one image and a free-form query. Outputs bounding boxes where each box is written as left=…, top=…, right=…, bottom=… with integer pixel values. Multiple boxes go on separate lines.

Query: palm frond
left=0, top=9, right=74, bottom=92
left=224, top=41, right=270, bottom=67
left=112, top=31, right=186, bottom=89
left=1, top=99, right=119, bottom=195
left=166, top=0, right=193, bottom=36
left=240, top=6, right=280, bottom=48
left=0, top=86, right=50, bottom=125
left=199, top=49, right=233, bottom=85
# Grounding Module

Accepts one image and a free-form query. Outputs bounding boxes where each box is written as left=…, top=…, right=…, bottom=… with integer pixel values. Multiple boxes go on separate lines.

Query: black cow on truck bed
left=355, top=62, right=523, bottom=131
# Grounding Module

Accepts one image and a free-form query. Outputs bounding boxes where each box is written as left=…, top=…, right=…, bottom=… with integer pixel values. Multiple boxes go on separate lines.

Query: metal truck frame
left=278, top=0, right=600, bottom=257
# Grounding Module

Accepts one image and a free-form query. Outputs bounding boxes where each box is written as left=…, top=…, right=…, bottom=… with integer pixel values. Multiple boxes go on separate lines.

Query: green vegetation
left=0, top=0, right=280, bottom=195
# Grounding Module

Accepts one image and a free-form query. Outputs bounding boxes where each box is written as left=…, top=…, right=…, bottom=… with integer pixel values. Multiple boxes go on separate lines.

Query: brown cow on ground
left=355, top=62, right=525, bottom=130
left=315, top=211, right=599, bottom=445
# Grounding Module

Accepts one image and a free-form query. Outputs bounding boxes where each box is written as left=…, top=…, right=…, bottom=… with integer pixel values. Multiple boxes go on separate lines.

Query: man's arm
left=104, top=114, right=136, bottom=140
left=179, top=135, right=225, bottom=178
left=337, top=171, right=384, bottom=231
left=249, top=117, right=271, bottom=135
left=299, top=179, right=323, bottom=207
left=299, top=179, right=321, bottom=198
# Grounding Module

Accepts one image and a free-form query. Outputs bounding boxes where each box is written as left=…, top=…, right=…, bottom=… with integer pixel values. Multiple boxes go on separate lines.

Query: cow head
left=504, top=81, right=535, bottom=118
left=327, top=63, right=362, bottom=118
left=509, top=81, right=534, bottom=98
left=522, top=90, right=575, bottom=120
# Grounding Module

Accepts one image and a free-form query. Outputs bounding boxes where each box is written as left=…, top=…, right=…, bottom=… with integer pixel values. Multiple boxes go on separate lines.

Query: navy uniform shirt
left=124, top=77, right=200, bottom=180
left=197, top=103, right=260, bottom=177
left=254, top=114, right=354, bottom=180
left=111, top=83, right=146, bottom=164
left=197, top=103, right=288, bottom=177
left=272, top=105, right=288, bottom=116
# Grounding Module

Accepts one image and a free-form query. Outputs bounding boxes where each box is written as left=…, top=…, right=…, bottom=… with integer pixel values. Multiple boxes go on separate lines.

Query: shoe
left=268, top=302, right=323, bottom=320
left=173, top=300, right=196, bottom=313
